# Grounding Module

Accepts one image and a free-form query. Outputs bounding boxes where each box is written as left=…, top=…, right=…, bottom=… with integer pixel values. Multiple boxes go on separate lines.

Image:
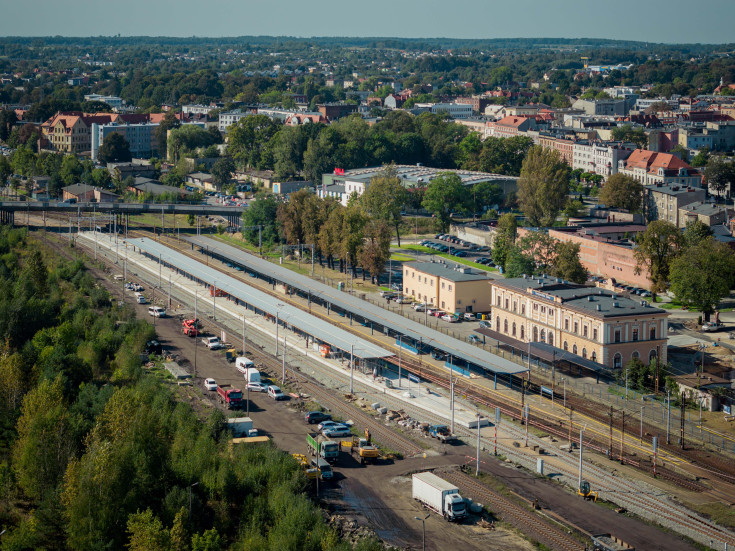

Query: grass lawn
left=389, top=253, right=414, bottom=261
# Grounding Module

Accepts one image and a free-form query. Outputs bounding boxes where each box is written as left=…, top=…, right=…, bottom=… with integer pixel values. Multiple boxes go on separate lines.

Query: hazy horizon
left=1, top=0, right=734, bottom=45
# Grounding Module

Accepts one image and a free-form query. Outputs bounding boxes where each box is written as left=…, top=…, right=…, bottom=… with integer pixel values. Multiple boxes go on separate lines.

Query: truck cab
left=444, top=493, right=467, bottom=521
left=310, top=457, right=333, bottom=480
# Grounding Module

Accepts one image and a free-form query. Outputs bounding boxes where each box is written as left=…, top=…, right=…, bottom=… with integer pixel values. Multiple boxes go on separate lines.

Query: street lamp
left=414, top=513, right=430, bottom=551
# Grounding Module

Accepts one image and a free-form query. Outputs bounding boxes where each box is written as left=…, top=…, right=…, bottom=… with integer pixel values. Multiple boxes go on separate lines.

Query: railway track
left=441, top=470, right=586, bottom=551
left=72, top=231, right=735, bottom=549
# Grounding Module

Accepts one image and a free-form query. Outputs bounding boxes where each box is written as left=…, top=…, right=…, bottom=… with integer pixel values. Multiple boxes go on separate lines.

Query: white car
left=247, top=382, right=267, bottom=392
left=148, top=306, right=166, bottom=317
left=441, top=313, right=459, bottom=323
left=412, top=303, right=426, bottom=312
left=201, top=337, right=221, bottom=350
left=267, top=385, right=286, bottom=400
left=136, top=295, right=147, bottom=304
left=203, top=378, right=217, bottom=391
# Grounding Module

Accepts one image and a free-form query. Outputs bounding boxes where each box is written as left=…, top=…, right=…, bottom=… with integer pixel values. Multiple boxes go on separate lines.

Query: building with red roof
left=617, top=149, right=701, bottom=187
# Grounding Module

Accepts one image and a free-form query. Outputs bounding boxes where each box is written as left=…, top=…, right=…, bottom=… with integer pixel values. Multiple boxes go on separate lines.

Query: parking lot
left=418, top=234, right=496, bottom=267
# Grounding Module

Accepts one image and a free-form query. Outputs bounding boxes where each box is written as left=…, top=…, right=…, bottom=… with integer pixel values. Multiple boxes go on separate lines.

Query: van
left=267, top=386, right=286, bottom=401
left=310, top=457, right=333, bottom=480
left=235, top=356, right=255, bottom=373
left=136, top=295, right=147, bottom=304
left=148, top=306, right=166, bottom=317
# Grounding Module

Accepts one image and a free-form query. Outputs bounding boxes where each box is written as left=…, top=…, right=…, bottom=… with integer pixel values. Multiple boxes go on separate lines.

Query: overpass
left=0, top=201, right=245, bottom=227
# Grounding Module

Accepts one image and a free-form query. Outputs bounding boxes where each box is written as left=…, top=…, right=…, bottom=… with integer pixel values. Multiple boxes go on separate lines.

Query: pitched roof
left=625, top=149, right=694, bottom=175
left=495, top=116, right=532, bottom=128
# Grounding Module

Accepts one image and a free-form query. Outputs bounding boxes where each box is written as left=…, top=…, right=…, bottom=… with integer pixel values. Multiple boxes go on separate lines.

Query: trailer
left=307, top=433, right=340, bottom=462
left=226, top=417, right=258, bottom=437
left=412, top=472, right=467, bottom=521
left=591, top=534, right=635, bottom=551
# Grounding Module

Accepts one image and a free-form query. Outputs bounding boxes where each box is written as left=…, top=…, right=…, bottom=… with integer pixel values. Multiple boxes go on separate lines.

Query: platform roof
left=126, top=238, right=392, bottom=360
left=185, top=236, right=527, bottom=376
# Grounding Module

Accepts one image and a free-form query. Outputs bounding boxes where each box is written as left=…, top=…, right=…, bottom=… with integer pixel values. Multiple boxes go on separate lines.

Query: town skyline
left=1, top=0, right=735, bottom=44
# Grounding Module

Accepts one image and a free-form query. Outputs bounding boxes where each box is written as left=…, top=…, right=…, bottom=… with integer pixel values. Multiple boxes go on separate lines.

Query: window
left=563, top=341, right=568, bottom=351
left=632, top=328, right=639, bottom=341
left=549, top=308, right=554, bottom=317
left=533, top=327, right=538, bottom=341
left=412, top=272, right=415, bottom=278
left=583, top=325, right=588, bottom=338
left=591, top=351, right=597, bottom=362
left=504, top=319, right=508, bottom=333
left=496, top=316, right=500, bottom=332
left=513, top=301, right=517, bottom=312
left=582, top=348, right=587, bottom=359
left=593, top=328, right=598, bottom=341
left=613, top=353, right=623, bottom=369
left=540, top=329, right=546, bottom=343
left=520, top=326, right=525, bottom=340
left=449, top=285, right=453, bottom=291
left=441, top=282, right=445, bottom=289
left=441, top=301, right=445, bottom=308
left=541, top=306, right=546, bottom=314
left=565, top=319, right=569, bottom=331
left=572, top=344, right=578, bottom=355
left=497, top=295, right=501, bottom=307
left=533, top=303, right=538, bottom=311
left=614, top=329, right=621, bottom=343
left=632, top=351, right=640, bottom=360
left=522, top=304, right=526, bottom=315
left=548, top=333, right=553, bottom=346
left=574, top=322, right=579, bottom=334
left=512, top=323, right=517, bottom=337
left=649, top=349, right=657, bottom=364
left=650, top=327, right=656, bottom=340
left=505, top=299, right=509, bottom=309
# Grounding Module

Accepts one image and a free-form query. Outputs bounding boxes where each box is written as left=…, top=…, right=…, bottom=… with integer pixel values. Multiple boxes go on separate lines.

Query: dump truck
left=412, top=472, right=467, bottom=521
left=182, top=318, right=200, bottom=337
left=216, top=384, right=242, bottom=409
left=307, top=433, right=340, bottom=462
left=351, top=436, right=379, bottom=465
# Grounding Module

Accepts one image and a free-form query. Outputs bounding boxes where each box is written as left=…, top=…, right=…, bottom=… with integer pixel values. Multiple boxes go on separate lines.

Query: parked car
left=479, top=320, right=492, bottom=329
left=468, top=334, right=482, bottom=344
left=305, top=411, right=332, bottom=424
left=412, top=303, right=426, bottom=311
left=247, top=382, right=267, bottom=393
left=702, top=321, right=725, bottom=332
left=453, top=251, right=468, bottom=258
left=390, top=283, right=403, bottom=291
left=322, top=426, right=352, bottom=438
left=148, top=306, right=166, bottom=317
left=426, top=308, right=439, bottom=317
left=462, top=313, right=476, bottom=321
left=267, top=385, right=286, bottom=400
left=433, top=310, right=445, bottom=317
left=318, top=420, right=348, bottom=432
left=203, top=378, right=217, bottom=391
left=441, top=313, right=459, bottom=323
left=136, top=295, right=147, bottom=304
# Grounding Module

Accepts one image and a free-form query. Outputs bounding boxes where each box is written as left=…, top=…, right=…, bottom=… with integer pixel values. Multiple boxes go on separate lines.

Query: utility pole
left=476, top=411, right=481, bottom=476
left=608, top=406, right=614, bottom=458
left=620, top=411, right=626, bottom=463
left=680, top=392, right=686, bottom=449
left=568, top=406, right=574, bottom=448
left=666, top=390, right=671, bottom=445
left=524, top=405, right=529, bottom=447
left=282, top=335, right=286, bottom=384
left=350, top=344, right=354, bottom=395
left=242, top=315, right=246, bottom=356
left=578, top=428, right=584, bottom=490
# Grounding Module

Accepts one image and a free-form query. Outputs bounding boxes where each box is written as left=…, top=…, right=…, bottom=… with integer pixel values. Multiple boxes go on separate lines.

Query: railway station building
left=487, top=275, right=669, bottom=370
left=402, top=260, right=492, bottom=315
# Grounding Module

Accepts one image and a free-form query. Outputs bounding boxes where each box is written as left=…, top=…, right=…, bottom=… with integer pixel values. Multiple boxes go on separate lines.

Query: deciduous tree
left=517, top=146, right=570, bottom=227
left=210, top=156, right=235, bottom=190
left=704, top=156, right=735, bottom=199
left=598, top=173, right=644, bottom=212
left=550, top=241, right=588, bottom=283
left=670, top=238, right=735, bottom=320
left=421, top=172, right=465, bottom=232
left=98, top=133, right=132, bottom=164
left=633, top=220, right=683, bottom=298
left=359, top=167, right=407, bottom=245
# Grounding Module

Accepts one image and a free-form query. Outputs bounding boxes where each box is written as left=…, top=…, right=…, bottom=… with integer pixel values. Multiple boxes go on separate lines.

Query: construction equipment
left=578, top=480, right=598, bottom=502
left=351, top=436, right=379, bottom=465
left=182, top=318, right=200, bottom=337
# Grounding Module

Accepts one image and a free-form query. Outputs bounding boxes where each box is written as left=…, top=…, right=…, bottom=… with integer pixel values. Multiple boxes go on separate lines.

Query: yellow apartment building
left=402, top=261, right=492, bottom=314
left=488, top=275, right=668, bottom=369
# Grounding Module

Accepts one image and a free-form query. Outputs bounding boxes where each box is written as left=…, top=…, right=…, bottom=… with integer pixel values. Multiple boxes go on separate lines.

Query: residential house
left=491, top=116, right=538, bottom=139
left=185, top=172, right=215, bottom=191
left=678, top=202, right=734, bottom=229
left=618, top=149, right=701, bottom=187
left=646, top=183, right=706, bottom=226
left=62, top=184, right=118, bottom=203
left=572, top=141, right=633, bottom=179
left=572, top=98, right=628, bottom=116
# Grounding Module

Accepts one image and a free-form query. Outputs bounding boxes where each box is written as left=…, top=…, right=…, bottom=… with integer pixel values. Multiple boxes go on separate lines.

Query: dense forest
left=0, top=228, right=383, bottom=551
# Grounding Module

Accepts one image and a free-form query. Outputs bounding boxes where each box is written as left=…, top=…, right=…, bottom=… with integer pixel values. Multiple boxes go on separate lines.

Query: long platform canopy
left=126, top=238, right=392, bottom=360
left=185, top=236, right=527, bottom=376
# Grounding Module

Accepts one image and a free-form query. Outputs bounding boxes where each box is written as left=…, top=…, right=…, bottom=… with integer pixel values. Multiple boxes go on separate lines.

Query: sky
left=1, top=0, right=734, bottom=44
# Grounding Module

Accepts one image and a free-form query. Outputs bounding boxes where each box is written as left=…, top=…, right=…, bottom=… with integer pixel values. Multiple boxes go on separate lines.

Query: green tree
left=633, top=220, right=683, bottom=298
left=682, top=220, right=712, bottom=249
left=227, top=114, right=281, bottom=170
left=339, top=205, right=367, bottom=276
left=504, top=246, right=535, bottom=278
left=155, top=111, right=181, bottom=159
left=689, top=147, right=710, bottom=168
left=598, top=173, right=644, bottom=212
left=611, top=125, right=648, bottom=149
left=210, top=156, right=235, bottom=190
left=517, top=231, right=557, bottom=273
left=0, top=154, right=11, bottom=188
left=670, top=144, right=689, bottom=163
left=0, top=108, right=18, bottom=141
left=550, top=241, right=588, bottom=283
left=358, top=219, right=392, bottom=284
left=670, top=238, right=735, bottom=320
left=191, top=528, right=223, bottom=551
left=492, top=213, right=517, bottom=271
left=126, top=509, right=170, bottom=551
left=422, top=172, right=465, bottom=232
left=241, top=195, right=281, bottom=247
left=359, top=167, right=407, bottom=245
left=98, top=133, right=132, bottom=164
left=472, top=181, right=503, bottom=214
left=517, top=146, right=570, bottom=227
left=59, top=155, right=84, bottom=186
left=704, top=156, right=735, bottom=199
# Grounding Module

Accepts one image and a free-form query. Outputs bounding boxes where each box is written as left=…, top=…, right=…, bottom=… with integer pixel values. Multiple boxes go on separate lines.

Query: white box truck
left=412, top=472, right=467, bottom=521
left=226, top=417, right=258, bottom=437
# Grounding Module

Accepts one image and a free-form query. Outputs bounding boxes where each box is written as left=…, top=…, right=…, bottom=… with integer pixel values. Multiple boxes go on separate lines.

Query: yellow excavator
left=578, top=480, right=598, bottom=502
